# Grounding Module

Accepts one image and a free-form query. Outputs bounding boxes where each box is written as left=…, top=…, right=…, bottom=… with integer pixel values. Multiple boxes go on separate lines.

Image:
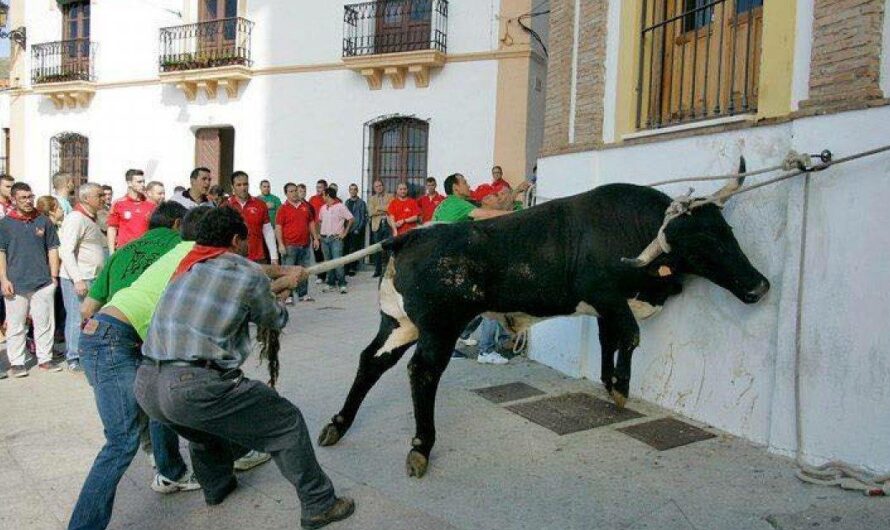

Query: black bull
left=316, top=183, right=770, bottom=477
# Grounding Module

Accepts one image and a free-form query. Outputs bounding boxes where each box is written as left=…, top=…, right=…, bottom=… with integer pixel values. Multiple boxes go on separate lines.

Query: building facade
left=5, top=0, right=549, bottom=197
left=532, top=0, right=890, bottom=472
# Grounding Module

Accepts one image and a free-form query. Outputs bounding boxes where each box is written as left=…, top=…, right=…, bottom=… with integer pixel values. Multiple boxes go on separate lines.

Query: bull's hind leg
left=405, top=333, right=454, bottom=478
left=318, top=313, right=417, bottom=447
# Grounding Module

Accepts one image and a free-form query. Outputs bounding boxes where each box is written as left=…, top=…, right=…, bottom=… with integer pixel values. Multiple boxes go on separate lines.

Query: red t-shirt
left=227, top=196, right=270, bottom=261
left=491, top=178, right=512, bottom=193
left=309, top=194, right=326, bottom=216
left=107, top=194, right=155, bottom=248
left=417, top=193, right=445, bottom=223
left=276, top=200, right=315, bottom=247
left=388, top=197, right=421, bottom=236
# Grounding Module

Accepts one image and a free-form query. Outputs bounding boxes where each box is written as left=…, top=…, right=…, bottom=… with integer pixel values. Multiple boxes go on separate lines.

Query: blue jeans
left=478, top=317, right=509, bottom=354
left=69, top=314, right=187, bottom=530
left=282, top=245, right=311, bottom=298
left=321, top=236, right=346, bottom=287
left=61, top=277, right=92, bottom=363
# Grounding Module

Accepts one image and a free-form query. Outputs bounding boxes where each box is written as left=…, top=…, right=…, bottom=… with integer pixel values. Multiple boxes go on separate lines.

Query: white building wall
left=532, top=106, right=890, bottom=472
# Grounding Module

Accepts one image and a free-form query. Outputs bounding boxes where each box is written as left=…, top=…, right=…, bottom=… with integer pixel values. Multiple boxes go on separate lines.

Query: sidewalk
left=0, top=271, right=884, bottom=530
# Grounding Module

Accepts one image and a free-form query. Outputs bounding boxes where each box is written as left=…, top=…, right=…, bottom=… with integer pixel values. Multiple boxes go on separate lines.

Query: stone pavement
left=0, top=271, right=885, bottom=530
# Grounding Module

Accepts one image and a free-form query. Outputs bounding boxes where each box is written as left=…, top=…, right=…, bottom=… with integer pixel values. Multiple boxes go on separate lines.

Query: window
left=637, top=0, right=764, bottom=129
left=51, top=133, right=89, bottom=192
left=366, top=117, right=429, bottom=198
left=375, top=0, right=433, bottom=54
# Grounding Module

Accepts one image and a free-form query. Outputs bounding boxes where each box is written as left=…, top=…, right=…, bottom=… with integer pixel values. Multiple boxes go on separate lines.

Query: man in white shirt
left=59, top=183, right=107, bottom=372
left=172, top=167, right=213, bottom=209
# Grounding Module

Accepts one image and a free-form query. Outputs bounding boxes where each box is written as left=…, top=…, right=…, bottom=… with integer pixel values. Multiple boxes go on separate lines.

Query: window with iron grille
left=637, top=0, right=764, bottom=130
left=51, top=133, right=89, bottom=191
left=365, top=117, right=429, bottom=198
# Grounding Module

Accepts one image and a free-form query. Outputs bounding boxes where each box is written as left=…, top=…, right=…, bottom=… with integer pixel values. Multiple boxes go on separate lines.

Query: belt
left=141, top=358, right=227, bottom=372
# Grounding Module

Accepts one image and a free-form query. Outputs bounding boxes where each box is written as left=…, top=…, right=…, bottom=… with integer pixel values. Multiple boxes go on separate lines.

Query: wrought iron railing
left=343, top=0, right=448, bottom=57
left=31, top=39, right=95, bottom=85
left=159, top=17, right=254, bottom=73
left=636, top=0, right=763, bottom=129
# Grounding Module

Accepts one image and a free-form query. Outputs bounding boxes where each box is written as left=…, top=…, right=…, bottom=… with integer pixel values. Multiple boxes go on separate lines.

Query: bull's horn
left=713, top=156, right=747, bottom=204
left=621, top=238, right=664, bottom=268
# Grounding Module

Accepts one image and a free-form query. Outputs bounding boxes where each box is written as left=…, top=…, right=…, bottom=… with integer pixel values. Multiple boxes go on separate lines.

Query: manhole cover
left=506, top=393, right=643, bottom=435
left=618, top=417, right=715, bottom=450
left=473, top=382, right=546, bottom=404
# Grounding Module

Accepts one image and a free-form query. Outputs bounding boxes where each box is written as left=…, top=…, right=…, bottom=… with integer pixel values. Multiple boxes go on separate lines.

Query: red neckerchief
left=75, top=203, right=96, bottom=220
left=7, top=209, right=38, bottom=222
left=172, top=245, right=229, bottom=280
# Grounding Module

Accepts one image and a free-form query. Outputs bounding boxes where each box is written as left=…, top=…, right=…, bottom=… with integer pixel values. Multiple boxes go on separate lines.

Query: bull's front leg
left=597, top=317, right=617, bottom=395
left=598, top=302, right=640, bottom=409
left=405, top=334, right=452, bottom=478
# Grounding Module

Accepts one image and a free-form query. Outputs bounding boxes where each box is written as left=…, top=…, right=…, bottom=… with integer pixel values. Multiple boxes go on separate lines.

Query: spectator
left=367, top=179, right=392, bottom=278
left=36, top=195, right=67, bottom=346
left=309, top=179, right=328, bottom=283
left=417, top=176, right=445, bottom=224
left=173, top=186, right=185, bottom=195
left=0, top=174, right=15, bottom=217
left=59, top=183, right=107, bottom=372
left=275, top=183, right=319, bottom=303
left=207, top=184, right=227, bottom=207
left=107, top=169, right=154, bottom=252
left=52, top=172, right=75, bottom=216
left=387, top=182, right=421, bottom=236
left=96, top=185, right=113, bottom=239
left=259, top=179, right=281, bottom=227
left=171, top=167, right=212, bottom=209
left=145, top=181, right=166, bottom=204
left=101, top=185, right=113, bottom=208
left=318, top=187, right=353, bottom=294
left=227, top=171, right=278, bottom=265
left=0, top=183, right=63, bottom=377
left=36, top=196, right=65, bottom=227
left=490, top=165, right=512, bottom=193
left=343, top=183, right=367, bottom=277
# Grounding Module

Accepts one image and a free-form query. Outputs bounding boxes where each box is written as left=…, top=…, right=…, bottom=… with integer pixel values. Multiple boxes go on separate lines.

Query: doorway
left=195, top=127, right=235, bottom=191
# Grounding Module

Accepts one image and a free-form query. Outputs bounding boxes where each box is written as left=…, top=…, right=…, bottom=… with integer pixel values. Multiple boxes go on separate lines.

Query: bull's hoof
left=405, top=450, right=429, bottom=478
left=610, top=389, right=628, bottom=410
left=318, top=423, right=343, bottom=447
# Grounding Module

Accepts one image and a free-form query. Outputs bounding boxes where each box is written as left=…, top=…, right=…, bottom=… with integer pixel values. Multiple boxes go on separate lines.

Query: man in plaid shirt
left=135, top=207, right=354, bottom=529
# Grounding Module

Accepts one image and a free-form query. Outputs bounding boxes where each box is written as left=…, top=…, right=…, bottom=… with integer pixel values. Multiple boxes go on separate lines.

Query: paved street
left=0, top=271, right=885, bottom=530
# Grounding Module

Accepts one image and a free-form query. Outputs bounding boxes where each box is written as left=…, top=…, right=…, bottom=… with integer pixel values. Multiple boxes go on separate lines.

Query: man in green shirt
left=432, top=173, right=515, bottom=223
left=259, top=179, right=282, bottom=227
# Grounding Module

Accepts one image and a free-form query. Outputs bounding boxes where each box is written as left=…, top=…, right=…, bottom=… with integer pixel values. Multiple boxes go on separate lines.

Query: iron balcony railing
left=636, top=0, right=763, bottom=129
left=31, top=39, right=95, bottom=85
left=343, top=0, right=448, bottom=57
left=159, top=17, right=254, bottom=73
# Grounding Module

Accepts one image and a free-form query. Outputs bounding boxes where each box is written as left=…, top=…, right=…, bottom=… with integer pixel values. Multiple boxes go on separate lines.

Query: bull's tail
left=305, top=239, right=393, bottom=276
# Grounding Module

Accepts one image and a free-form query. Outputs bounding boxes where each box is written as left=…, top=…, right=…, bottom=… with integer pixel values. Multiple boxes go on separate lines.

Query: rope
left=796, top=462, right=890, bottom=497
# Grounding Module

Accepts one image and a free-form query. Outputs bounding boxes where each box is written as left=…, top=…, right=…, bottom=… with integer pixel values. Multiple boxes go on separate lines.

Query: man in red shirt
left=308, top=179, right=328, bottom=283
left=276, top=183, right=320, bottom=303
left=417, top=177, right=444, bottom=223
left=387, top=182, right=421, bottom=236
left=107, top=169, right=155, bottom=252
left=227, top=171, right=278, bottom=264
left=490, top=165, right=513, bottom=194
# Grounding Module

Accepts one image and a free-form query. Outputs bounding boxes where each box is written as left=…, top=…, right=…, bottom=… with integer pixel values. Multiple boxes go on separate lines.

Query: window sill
left=622, top=114, right=756, bottom=141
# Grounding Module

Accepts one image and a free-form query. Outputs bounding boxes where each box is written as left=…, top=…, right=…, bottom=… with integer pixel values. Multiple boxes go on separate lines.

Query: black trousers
left=313, top=246, right=326, bottom=282
left=371, top=223, right=391, bottom=276
left=343, top=229, right=365, bottom=275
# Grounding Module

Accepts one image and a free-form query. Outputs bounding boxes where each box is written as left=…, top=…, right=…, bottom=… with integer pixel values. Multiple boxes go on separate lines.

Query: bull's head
left=623, top=157, right=770, bottom=304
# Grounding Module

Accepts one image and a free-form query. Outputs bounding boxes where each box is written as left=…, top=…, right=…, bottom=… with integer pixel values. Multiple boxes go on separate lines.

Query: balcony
left=31, top=39, right=96, bottom=109
left=342, top=0, right=448, bottom=90
left=158, top=17, right=254, bottom=101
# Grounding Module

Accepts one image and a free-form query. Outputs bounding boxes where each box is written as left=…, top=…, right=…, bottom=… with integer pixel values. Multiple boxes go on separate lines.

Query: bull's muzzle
left=742, top=279, right=770, bottom=304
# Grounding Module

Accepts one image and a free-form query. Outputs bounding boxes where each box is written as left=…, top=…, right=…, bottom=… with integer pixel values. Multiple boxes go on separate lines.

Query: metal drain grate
left=618, top=417, right=715, bottom=450
left=506, top=393, right=643, bottom=435
left=473, top=382, right=546, bottom=404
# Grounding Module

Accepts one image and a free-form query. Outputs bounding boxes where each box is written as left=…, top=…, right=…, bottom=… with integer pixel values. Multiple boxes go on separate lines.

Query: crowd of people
left=0, top=163, right=530, bottom=529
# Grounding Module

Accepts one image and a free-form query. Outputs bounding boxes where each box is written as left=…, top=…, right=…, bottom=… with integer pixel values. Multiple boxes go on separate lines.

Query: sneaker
left=301, top=497, right=356, bottom=529
left=234, top=450, right=272, bottom=472
left=38, top=361, right=63, bottom=373
left=457, top=337, right=478, bottom=347
left=451, top=349, right=468, bottom=360
left=315, top=278, right=323, bottom=285
left=339, top=286, right=348, bottom=294
left=285, top=296, right=295, bottom=305
left=151, top=472, right=202, bottom=494
left=0, top=370, right=7, bottom=380
left=68, top=361, right=84, bottom=373
left=9, top=365, right=28, bottom=378
left=321, top=285, right=331, bottom=293
left=477, top=351, right=509, bottom=365
left=300, top=295, right=315, bottom=302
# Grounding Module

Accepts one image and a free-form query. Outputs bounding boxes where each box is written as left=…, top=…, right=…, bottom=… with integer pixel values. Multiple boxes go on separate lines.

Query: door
left=375, top=0, right=432, bottom=54
left=198, top=0, right=239, bottom=62
left=62, top=1, right=90, bottom=81
left=195, top=127, right=235, bottom=191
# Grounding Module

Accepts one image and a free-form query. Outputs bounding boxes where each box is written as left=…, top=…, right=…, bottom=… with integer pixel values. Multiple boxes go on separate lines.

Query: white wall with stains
left=531, top=105, right=890, bottom=473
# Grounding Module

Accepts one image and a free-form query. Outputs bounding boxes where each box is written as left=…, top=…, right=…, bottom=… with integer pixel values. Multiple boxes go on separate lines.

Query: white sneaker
left=234, top=450, right=272, bottom=472
left=339, top=286, right=348, bottom=294
left=151, top=472, right=202, bottom=494
left=300, top=295, right=315, bottom=302
left=315, top=278, right=323, bottom=285
left=477, top=351, right=509, bottom=365
left=321, top=285, right=332, bottom=293
left=457, top=337, right=478, bottom=347
left=285, top=296, right=294, bottom=305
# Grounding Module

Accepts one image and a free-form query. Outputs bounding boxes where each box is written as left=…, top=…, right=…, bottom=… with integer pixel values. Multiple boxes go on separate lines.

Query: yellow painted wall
left=757, top=0, right=797, bottom=119
left=614, top=0, right=643, bottom=141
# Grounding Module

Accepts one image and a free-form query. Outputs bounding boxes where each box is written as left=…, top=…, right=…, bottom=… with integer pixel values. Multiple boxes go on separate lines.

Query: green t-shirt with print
left=432, top=195, right=476, bottom=223
left=260, top=194, right=282, bottom=227
left=88, top=228, right=181, bottom=305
